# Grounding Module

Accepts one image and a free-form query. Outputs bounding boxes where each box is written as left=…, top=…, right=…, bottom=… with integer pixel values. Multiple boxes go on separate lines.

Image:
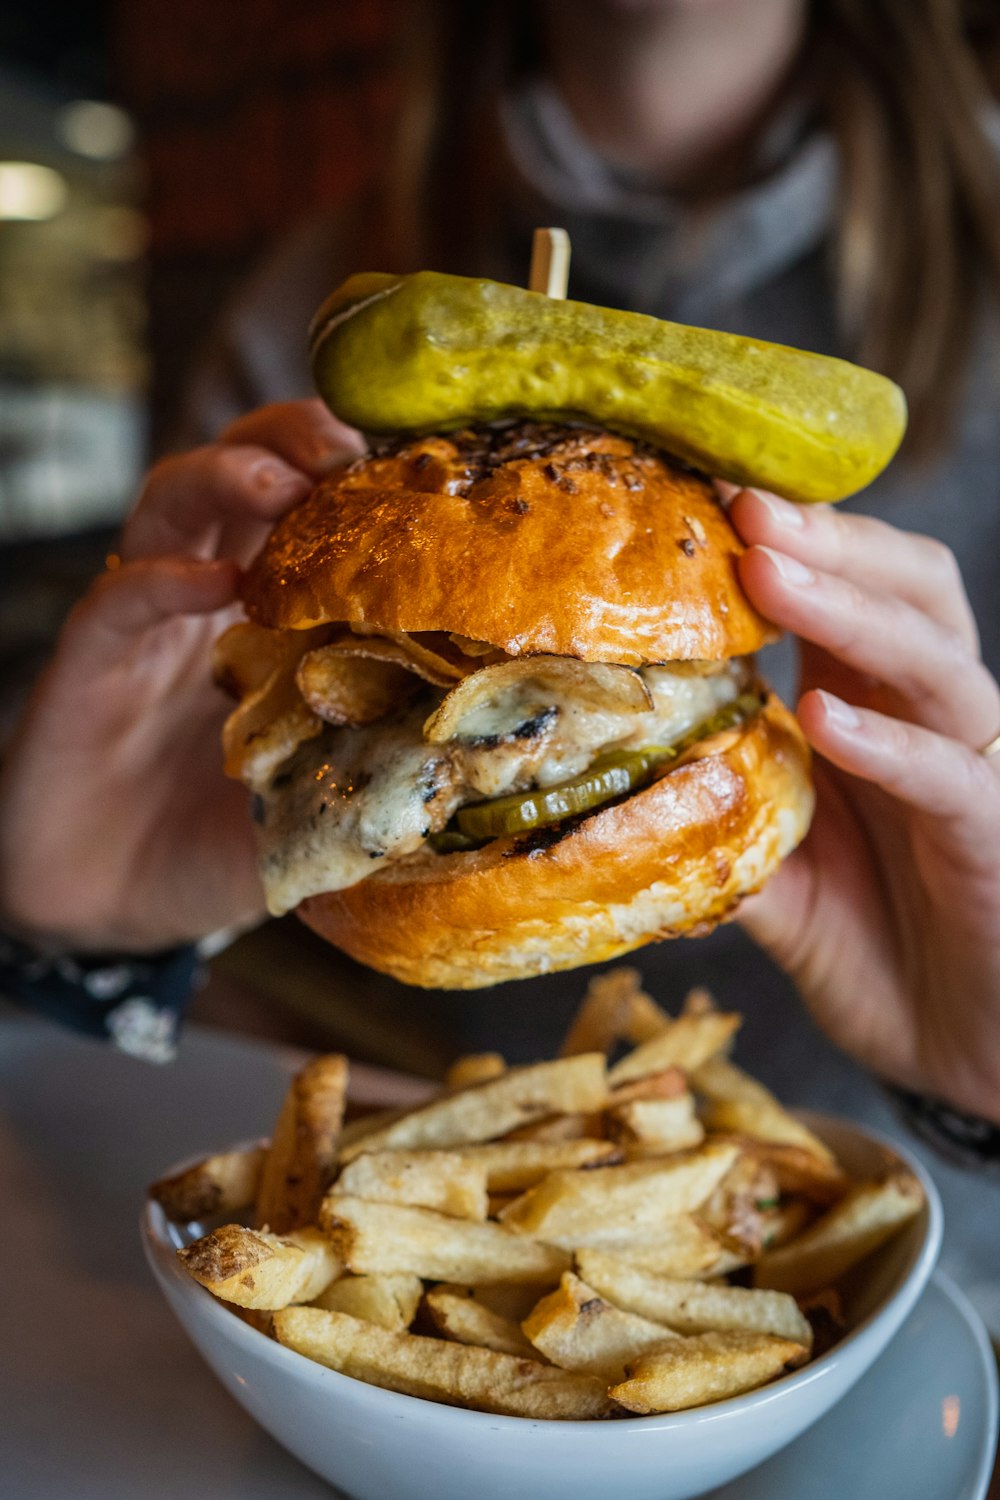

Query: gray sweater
left=180, top=82, right=1000, bottom=1332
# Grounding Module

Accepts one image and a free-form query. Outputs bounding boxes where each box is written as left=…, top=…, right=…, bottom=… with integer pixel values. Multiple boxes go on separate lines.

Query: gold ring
left=980, top=729, right=1000, bottom=759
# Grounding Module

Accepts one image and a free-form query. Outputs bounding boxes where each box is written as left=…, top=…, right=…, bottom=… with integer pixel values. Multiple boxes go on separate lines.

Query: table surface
left=3, top=1007, right=998, bottom=1498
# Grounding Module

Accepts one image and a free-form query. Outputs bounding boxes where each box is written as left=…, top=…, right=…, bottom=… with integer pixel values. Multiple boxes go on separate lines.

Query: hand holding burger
left=1, top=270, right=999, bottom=1125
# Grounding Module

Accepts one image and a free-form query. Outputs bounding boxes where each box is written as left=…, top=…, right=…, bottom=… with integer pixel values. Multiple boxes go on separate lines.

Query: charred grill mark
left=462, top=707, right=558, bottom=750
left=418, top=759, right=452, bottom=803
left=505, top=823, right=574, bottom=858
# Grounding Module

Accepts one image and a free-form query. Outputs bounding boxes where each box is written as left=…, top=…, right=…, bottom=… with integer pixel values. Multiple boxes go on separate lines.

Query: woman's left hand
left=727, top=487, right=1000, bottom=1124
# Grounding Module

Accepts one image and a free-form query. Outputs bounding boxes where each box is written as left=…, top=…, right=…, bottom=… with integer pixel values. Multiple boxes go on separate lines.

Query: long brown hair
left=386, top=0, right=1000, bottom=458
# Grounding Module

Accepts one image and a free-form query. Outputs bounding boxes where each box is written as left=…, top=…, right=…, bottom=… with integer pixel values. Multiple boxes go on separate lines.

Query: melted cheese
left=255, top=660, right=749, bottom=915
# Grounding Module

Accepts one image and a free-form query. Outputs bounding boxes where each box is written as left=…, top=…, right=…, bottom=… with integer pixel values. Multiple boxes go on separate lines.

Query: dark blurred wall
left=115, top=0, right=402, bottom=447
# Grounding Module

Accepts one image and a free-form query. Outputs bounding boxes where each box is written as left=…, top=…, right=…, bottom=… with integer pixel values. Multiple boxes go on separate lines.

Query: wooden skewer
left=528, top=227, right=571, bottom=299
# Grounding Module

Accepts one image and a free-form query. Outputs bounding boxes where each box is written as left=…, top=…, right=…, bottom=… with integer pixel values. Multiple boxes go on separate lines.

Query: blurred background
left=0, top=0, right=398, bottom=719
left=0, top=0, right=455, bottom=1069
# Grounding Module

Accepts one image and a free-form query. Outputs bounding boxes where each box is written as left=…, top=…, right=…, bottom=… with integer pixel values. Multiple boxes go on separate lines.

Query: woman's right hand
left=0, top=400, right=363, bottom=954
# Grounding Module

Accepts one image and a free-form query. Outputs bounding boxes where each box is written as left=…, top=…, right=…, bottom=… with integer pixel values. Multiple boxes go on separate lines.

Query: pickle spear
left=309, top=272, right=907, bottom=504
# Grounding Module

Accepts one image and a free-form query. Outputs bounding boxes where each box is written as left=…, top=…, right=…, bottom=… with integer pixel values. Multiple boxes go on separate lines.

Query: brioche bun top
left=242, top=423, right=774, bottom=666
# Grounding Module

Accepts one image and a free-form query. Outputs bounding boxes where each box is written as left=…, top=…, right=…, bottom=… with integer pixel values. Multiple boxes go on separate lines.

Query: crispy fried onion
left=423, top=656, right=654, bottom=745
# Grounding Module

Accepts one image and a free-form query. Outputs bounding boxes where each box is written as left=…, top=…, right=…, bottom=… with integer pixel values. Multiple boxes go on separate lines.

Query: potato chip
left=295, top=646, right=417, bottom=726
left=212, top=620, right=310, bottom=700
left=221, top=667, right=323, bottom=791
left=385, top=630, right=467, bottom=684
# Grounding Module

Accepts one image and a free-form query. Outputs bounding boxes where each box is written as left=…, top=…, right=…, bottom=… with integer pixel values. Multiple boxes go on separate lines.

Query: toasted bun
left=297, top=695, right=812, bottom=989
left=242, top=425, right=775, bottom=666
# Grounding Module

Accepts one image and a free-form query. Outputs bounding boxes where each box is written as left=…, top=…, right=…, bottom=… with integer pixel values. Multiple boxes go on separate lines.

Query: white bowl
left=142, top=1112, right=942, bottom=1500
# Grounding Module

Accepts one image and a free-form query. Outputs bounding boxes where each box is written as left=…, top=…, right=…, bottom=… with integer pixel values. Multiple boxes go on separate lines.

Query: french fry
left=503, top=1113, right=596, bottom=1144
left=273, top=1308, right=612, bottom=1419
left=607, top=1095, right=705, bottom=1155
left=499, top=1142, right=739, bottom=1244
left=608, top=1011, right=741, bottom=1086
left=693, top=1055, right=836, bottom=1165
left=607, top=1068, right=688, bottom=1106
left=322, top=1196, right=570, bottom=1283
left=336, top=1150, right=489, bottom=1220
left=149, top=1145, right=266, bottom=1223
left=488, top=1192, right=520, bottom=1218
left=338, top=1055, right=607, bottom=1161
left=761, top=1197, right=814, bottom=1250
left=163, top=963, right=927, bottom=1423
left=574, top=1251, right=812, bottom=1346
left=698, top=1153, right=779, bottom=1260
left=424, top=1287, right=535, bottom=1357
left=446, top=1053, right=506, bottom=1090
left=256, top=1055, right=348, bottom=1232
left=609, top=1330, right=808, bottom=1413
left=680, top=986, right=717, bottom=1018
left=457, top=1282, right=549, bottom=1324
left=338, top=1107, right=410, bottom=1154
left=310, top=1272, right=422, bottom=1331
left=178, top=1224, right=340, bottom=1309
left=558, top=968, right=654, bottom=1057
left=716, top=1135, right=849, bottom=1205
left=753, top=1172, right=923, bottom=1295
left=623, top=989, right=676, bottom=1042
left=523, top=1272, right=677, bottom=1380
left=550, top=1216, right=726, bottom=1277
left=461, top=1138, right=622, bottom=1192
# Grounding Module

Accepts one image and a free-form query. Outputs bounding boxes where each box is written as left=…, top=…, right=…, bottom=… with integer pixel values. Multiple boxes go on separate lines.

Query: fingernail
left=757, top=546, right=814, bottom=585
left=255, top=459, right=309, bottom=493
left=312, top=443, right=363, bottom=476
left=749, top=488, right=804, bottom=528
left=816, top=690, right=862, bottom=731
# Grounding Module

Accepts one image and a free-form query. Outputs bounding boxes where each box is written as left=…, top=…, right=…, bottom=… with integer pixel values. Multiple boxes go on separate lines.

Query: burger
left=213, top=270, right=906, bottom=989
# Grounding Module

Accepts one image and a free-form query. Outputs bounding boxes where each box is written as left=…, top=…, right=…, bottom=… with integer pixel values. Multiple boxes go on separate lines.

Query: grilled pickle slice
left=435, top=693, right=762, bottom=846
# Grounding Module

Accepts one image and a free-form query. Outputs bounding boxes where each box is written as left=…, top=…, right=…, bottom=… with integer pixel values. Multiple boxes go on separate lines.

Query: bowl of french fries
left=143, top=971, right=941, bottom=1500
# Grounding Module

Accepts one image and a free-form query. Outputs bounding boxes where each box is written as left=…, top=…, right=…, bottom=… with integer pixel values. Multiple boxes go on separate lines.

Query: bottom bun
left=298, top=694, right=813, bottom=989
